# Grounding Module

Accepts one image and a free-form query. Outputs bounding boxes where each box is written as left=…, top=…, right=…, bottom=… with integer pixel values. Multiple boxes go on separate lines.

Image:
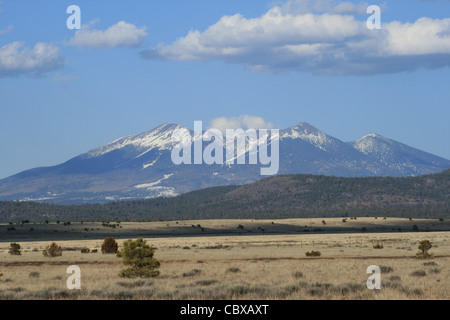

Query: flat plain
left=0, top=217, right=449, bottom=300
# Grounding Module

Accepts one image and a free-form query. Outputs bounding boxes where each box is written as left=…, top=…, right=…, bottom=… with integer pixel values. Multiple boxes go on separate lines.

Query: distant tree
left=8, top=243, right=21, bottom=255
left=119, top=238, right=160, bottom=278
left=101, top=237, right=118, bottom=254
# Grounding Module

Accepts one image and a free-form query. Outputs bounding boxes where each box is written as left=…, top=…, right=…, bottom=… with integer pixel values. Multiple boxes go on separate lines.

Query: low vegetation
left=9, top=243, right=21, bottom=255
left=101, top=237, right=118, bottom=254
left=305, top=251, right=321, bottom=257
left=0, top=219, right=449, bottom=300
left=42, top=242, right=62, bottom=257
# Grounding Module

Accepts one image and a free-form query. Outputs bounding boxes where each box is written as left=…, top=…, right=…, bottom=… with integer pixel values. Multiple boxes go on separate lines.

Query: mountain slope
left=351, top=133, right=449, bottom=176
left=0, top=121, right=449, bottom=204
left=0, top=169, right=448, bottom=221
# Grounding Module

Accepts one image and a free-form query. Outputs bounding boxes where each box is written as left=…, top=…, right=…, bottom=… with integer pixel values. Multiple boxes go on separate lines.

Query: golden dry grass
left=0, top=218, right=449, bottom=300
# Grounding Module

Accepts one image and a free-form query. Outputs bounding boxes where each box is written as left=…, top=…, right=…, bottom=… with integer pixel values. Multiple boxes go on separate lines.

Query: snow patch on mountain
left=87, top=124, right=182, bottom=158
left=352, top=133, right=392, bottom=156
left=132, top=173, right=177, bottom=197
left=142, top=157, right=160, bottom=169
left=281, top=122, right=335, bottom=151
left=134, top=173, right=174, bottom=189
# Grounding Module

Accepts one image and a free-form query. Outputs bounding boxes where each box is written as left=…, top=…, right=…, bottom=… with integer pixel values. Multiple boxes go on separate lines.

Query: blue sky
left=0, top=0, right=449, bottom=179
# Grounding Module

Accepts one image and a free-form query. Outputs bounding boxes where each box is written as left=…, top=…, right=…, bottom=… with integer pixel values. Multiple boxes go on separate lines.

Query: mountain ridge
left=0, top=169, right=448, bottom=222
left=0, top=121, right=449, bottom=204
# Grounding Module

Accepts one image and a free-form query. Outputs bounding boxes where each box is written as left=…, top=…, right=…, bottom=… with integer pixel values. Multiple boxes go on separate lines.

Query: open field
left=0, top=218, right=449, bottom=300
left=2, top=217, right=449, bottom=242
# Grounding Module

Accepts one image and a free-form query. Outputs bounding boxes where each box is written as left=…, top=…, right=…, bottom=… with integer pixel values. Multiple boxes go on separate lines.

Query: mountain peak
left=291, top=122, right=319, bottom=132
left=359, top=132, right=388, bottom=141
left=281, top=122, right=335, bottom=151
left=153, top=123, right=183, bottom=132
left=1, top=121, right=449, bottom=204
left=86, top=123, right=185, bottom=158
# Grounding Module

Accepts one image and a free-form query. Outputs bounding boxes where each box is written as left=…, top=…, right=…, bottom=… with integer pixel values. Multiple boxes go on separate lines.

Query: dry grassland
left=0, top=218, right=449, bottom=300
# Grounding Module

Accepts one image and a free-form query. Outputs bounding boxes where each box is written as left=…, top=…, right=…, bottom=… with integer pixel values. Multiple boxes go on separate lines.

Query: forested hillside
left=0, top=170, right=448, bottom=222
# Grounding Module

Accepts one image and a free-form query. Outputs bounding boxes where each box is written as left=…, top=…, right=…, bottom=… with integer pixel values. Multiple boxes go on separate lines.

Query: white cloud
left=69, top=21, right=147, bottom=49
left=209, top=115, right=274, bottom=132
left=0, top=42, right=64, bottom=78
left=141, top=0, right=450, bottom=75
left=384, top=18, right=450, bottom=55
left=0, top=25, right=14, bottom=35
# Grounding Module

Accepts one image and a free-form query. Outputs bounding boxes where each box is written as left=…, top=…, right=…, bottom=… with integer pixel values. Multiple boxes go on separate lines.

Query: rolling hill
left=0, top=169, right=448, bottom=222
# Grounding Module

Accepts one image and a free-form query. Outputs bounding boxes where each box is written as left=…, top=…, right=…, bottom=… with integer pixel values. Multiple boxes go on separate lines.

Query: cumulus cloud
left=209, top=115, right=274, bottom=132
left=0, top=42, right=64, bottom=78
left=140, top=0, right=450, bottom=75
left=69, top=21, right=147, bottom=49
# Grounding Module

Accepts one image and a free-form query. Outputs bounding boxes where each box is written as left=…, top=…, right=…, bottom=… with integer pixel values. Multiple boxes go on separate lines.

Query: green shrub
left=9, top=243, right=21, bottom=255
left=42, top=242, right=62, bottom=257
left=119, top=238, right=160, bottom=278
left=101, top=237, right=118, bottom=254
left=416, top=240, right=433, bottom=259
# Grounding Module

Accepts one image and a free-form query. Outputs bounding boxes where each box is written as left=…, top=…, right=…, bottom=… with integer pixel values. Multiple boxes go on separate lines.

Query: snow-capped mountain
left=0, top=122, right=448, bottom=204
left=87, top=123, right=180, bottom=158
left=350, top=132, right=448, bottom=176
